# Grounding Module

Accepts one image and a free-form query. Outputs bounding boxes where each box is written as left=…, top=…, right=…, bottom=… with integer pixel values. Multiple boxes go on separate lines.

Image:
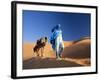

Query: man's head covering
left=51, top=24, right=61, bottom=32
left=56, top=24, right=61, bottom=30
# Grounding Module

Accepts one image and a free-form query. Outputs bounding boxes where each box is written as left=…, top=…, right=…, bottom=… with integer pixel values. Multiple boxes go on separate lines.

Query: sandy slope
left=23, top=57, right=82, bottom=69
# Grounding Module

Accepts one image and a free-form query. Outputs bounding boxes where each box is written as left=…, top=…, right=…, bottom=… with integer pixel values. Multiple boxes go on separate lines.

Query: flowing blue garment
left=50, top=25, right=64, bottom=58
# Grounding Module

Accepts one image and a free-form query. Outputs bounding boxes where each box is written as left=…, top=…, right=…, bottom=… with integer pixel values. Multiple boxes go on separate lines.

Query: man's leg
left=59, top=42, right=64, bottom=58
left=55, top=41, right=60, bottom=59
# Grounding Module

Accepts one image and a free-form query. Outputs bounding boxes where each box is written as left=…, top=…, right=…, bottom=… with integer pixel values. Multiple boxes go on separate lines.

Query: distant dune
left=23, top=43, right=35, bottom=60
left=23, top=38, right=91, bottom=69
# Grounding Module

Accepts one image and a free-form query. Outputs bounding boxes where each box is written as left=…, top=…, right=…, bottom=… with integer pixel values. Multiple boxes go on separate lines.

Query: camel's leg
left=36, top=49, right=39, bottom=57
left=33, top=48, right=37, bottom=57
left=41, top=48, right=43, bottom=57
left=42, top=47, right=44, bottom=57
left=41, top=47, right=44, bottom=57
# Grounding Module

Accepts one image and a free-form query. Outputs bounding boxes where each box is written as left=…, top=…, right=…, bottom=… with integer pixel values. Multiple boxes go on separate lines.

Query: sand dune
left=23, top=38, right=91, bottom=69
left=61, top=39, right=91, bottom=59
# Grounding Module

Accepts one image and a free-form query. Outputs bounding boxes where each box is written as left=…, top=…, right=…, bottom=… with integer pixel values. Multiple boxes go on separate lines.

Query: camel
left=33, top=37, right=47, bottom=57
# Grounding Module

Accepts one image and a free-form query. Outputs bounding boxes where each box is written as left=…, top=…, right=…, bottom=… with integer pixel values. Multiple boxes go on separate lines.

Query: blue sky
left=22, top=10, right=90, bottom=42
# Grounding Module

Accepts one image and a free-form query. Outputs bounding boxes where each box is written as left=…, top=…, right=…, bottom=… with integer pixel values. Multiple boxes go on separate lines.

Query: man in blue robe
left=50, top=24, right=64, bottom=59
